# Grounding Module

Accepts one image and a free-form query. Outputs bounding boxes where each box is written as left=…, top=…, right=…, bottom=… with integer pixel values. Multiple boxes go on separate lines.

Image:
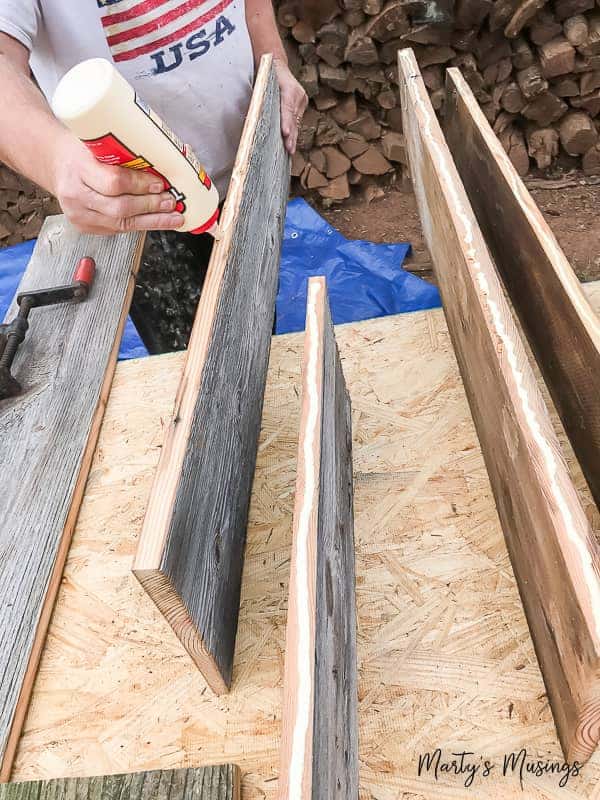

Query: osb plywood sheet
left=11, top=292, right=600, bottom=799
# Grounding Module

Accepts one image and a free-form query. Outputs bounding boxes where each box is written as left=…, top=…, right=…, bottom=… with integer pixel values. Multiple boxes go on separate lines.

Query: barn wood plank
left=0, top=217, right=143, bottom=781
left=278, top=277, right=358, bottom=799
left=133, top=54, right=290, bottom=694
left=444, top=66, right=600, bottom=511
left=398, top=47, right=600, bottom=764
left=0, top=766, right=240, bottom=800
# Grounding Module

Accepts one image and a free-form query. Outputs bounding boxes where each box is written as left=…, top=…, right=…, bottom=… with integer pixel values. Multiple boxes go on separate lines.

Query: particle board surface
left=399, top=47, right=600, bottom=766
left=444, top=67, right=600, bottom=511
left=133, top=54, right=289, bottom=696
left=0, top=216, right=143, bottom=782
left=278, top=279, right=358, bottom=799
left=10, top=293, right=600, bottom=799
left=0, top=767, right=239, bottom=800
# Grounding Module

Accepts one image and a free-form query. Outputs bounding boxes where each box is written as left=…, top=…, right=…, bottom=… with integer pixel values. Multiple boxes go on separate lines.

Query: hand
left=50, top=134, right=185, bottom=235
left=274, top=57, right=308, bottom=155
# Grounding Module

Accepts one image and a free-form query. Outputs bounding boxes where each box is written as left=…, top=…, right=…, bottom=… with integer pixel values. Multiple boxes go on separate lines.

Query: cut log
left=505, top=0, right=548, bottom=37
left=319, top=63, right=350, bottom=92
left=559, top=110, right=598, bottom=153
left=317, top=174, right=351, bottom=200
left=528, top=10, right=563, bottom=44
left=498, top=124, right=530, bottom=173
left=291, top=150, right=307, bottom=177
left=297, top=106, right=319, bottom=151
left=563, top=13, right=589, bottom=44
left=292, top=20, right=316, bottom=43
left=409, top=51, right=600, bottom=766
left=526, top=125, right=560, bottom=166
left=346, top=110, right=382, bottom=138
left=581, top=69, right=600, bottom=92
left=304, top=164, right=329, bottom=189
left=340, top=132, right=370, bottom=158
left=352, top=146, right=393, bottom=173
left=571, top=87, right=600, bottom=113
left=323, top=145, right=352, bottom=177
left=517, top=63, right=549, bottom=97
left=315, top=114, right=345, bottom=145
left=490, top=0, right=521, bottom=30
left=579, top=11, right=600, bottom=54
left=330, top=94, right=358, bottom=125
left=299, top=64, right=319, bottom=97
left=512, top=35, right=535, bottom=67
left=501, top=81, right=527, bottom=111
left=552, top=76, right=580, bottom=94
left=454, top=0, right=494, bottom=28
left=345, top=27, right=379, bottom=63
left=381, top=130, right=407, bottom=161
left=0, top=217, right=144, bottom=780
left=364, top=0, right=410, bottom=41
left=554, top=0, right=595, bottom=19
left=277, top=277, right=358, bottom=800
left=583, top=141, right=600, bottom=172
left=539, top=36, right=576, bottom=76
left=522, top=90, right=568, bottom=124
left=133, top=56, right=290, bottom=695
left=0, top=768, right=240, bottom=800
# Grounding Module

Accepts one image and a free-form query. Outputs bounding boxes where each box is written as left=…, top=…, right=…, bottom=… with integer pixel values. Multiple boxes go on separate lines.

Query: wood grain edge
left=0, top=226, right=145, bottom=782
left=133, top=54, right=274, bottom=573
left=277, top=277, right=327, bottom=800
left=444, top=66, right=600, bottom=509
left=445, top=67, right=600, bottom=345
left=133, top=569, right=228, bottom=696
left=398, top=46, right=600, bottom=764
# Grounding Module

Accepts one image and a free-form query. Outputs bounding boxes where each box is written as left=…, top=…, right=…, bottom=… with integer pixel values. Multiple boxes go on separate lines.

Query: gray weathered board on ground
left=133, top=55, right=290, bottom=694
left=0, top=766, right=240, bottom=800
left=278, top=278, right=358, bottom=799
left=0, top=218, right=143, bottom=780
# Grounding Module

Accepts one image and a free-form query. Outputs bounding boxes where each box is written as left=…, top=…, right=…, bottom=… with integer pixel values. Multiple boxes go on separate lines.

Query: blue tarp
left=274, top=198, right=441, bottom=334
left=0, top=239, right=147, bottom=361
left=0, top=199, right=441, bottom=357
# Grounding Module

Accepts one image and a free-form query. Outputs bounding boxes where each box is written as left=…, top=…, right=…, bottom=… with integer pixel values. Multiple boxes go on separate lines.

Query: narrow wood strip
left=444, top=66, right=600, bottom=511
left=0, top=766, right=240, bottom=800
left=133, top=54, right=290, bottom=693
left=278, top=277, right=358, bottom=799
left=398, top=47, right=600, bottom=764
left=0, top=217, right=143, bottom=781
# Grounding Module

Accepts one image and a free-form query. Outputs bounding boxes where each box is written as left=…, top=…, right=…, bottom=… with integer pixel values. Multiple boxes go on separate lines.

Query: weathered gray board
left=0, top=766, right=240, bottom=800
left=133, top=55, right=290, bottom=694
left=444, top=66, right=600, bottom=511
left=398, top=47, right=600, bottom=765
left=0, top=218, right=143, bottom=780
left=278, top=277, right=358, bottom=799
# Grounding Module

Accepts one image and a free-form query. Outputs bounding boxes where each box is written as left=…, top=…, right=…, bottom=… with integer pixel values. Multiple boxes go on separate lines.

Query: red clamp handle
left=73, top=257, right=96, bottom=288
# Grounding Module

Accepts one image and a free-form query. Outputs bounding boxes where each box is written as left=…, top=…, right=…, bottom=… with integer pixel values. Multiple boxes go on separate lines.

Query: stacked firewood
left=0, top=165, right=60, bottom=247
left=277, top=0, right=600, bottom=203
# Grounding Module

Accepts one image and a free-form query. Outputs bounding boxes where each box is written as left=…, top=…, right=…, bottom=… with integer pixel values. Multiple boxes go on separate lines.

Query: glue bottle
left=51, top=58, right=220, bottom=236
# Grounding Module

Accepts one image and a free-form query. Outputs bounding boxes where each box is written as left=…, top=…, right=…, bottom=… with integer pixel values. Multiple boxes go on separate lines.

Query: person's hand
left=50, top=134, right=185, bottom=235
left=274, top=57, right=308, bottom=155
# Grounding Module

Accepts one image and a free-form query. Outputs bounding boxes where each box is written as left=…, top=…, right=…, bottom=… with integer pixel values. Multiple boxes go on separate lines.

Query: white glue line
left=399, top=50, right=600, bottom=639
left=288, top=278, right=322, bottom=799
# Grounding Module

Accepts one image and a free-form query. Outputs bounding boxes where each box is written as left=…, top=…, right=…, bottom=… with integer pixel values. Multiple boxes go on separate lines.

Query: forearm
left=245, top=0, right=287, bottom=66
left=0, top=39, right=71, bottom=193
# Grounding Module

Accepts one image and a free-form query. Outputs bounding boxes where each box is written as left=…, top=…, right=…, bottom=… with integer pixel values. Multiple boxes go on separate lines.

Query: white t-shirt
left=0, top=0, right=255, bottom=196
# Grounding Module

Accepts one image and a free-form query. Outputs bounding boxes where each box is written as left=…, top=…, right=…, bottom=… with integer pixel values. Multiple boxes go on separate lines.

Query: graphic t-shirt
left=0, top=0, right=255, bottom=196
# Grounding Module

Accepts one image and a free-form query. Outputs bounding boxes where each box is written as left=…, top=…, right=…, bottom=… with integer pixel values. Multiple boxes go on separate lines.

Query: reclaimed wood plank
left=278, top=277, right=358, bottom=799
left=398, top=47, right=600, bottom=765
left=444, top=66, right=600, bottom=511
left=0, top=766, right=240, bottom=800
left=133, top=54, right=290, bottom=694
left=0, top=217, right=143, bottom=781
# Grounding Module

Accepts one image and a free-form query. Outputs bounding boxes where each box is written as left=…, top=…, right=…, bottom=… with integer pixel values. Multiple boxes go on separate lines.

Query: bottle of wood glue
left=51, top=58, right=220, bottom=237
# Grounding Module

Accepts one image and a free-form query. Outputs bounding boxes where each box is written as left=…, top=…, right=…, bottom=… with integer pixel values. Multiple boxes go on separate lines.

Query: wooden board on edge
left=133, top=54, right=290, bottom=695
left=398, top=47, right=600, bottom=765
left=0, top=217, right=143, bottom=781
left=278, top=278, right=358, bottom=799
left=443, top=66, right=600, bottom=512
left=0, top=766, right=240, bottom=800
left=11, top=292, right=600, bottom=798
